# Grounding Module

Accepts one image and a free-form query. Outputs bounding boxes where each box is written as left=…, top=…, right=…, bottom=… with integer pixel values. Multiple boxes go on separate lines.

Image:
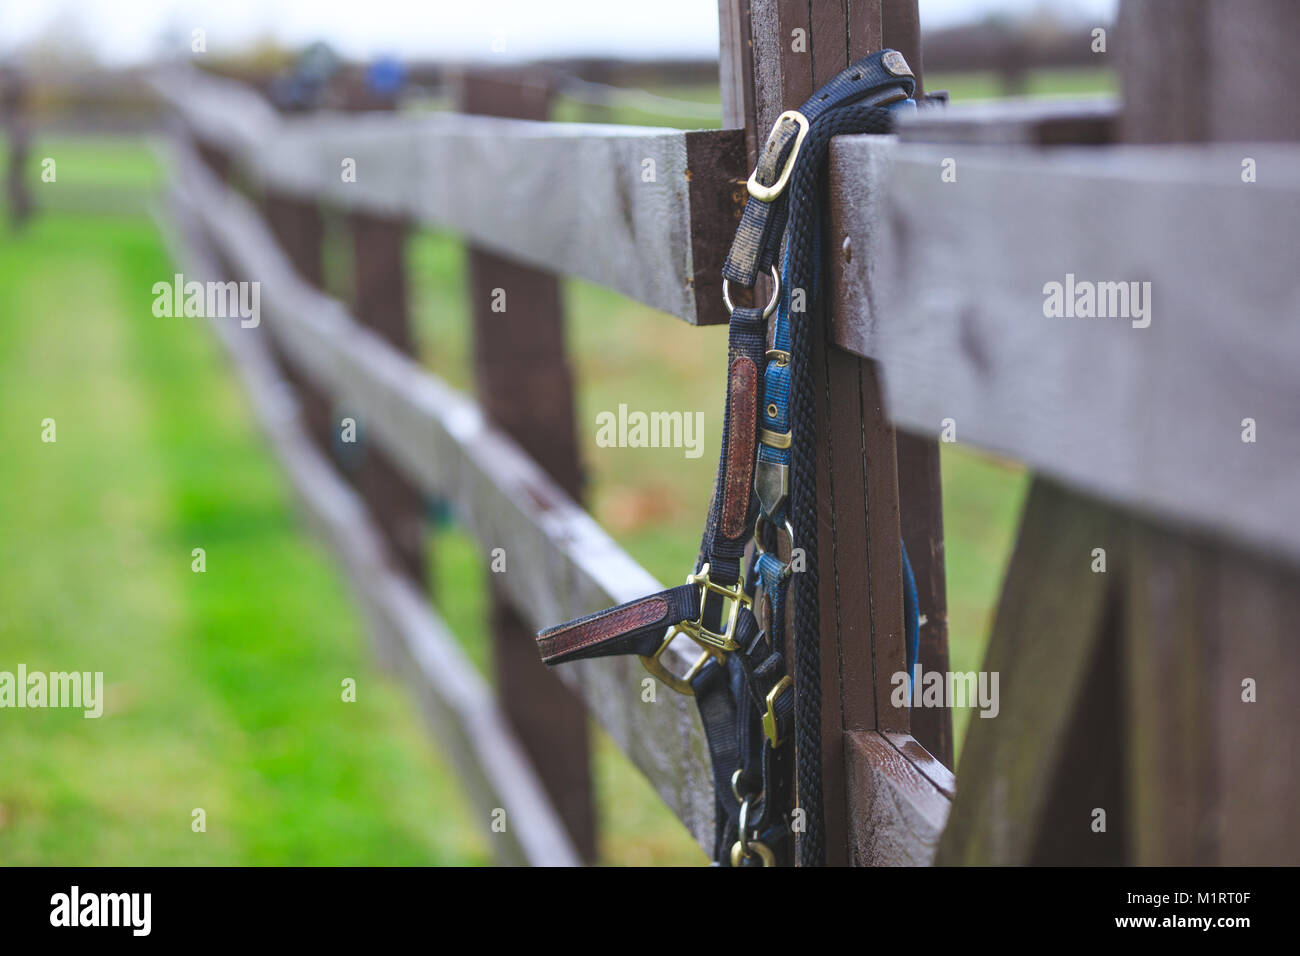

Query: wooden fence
left=147, top=0, right=1300, bottom=865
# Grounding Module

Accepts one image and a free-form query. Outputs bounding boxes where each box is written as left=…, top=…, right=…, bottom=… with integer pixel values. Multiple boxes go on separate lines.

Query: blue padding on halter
left=760, top=119, right=921, bottom=700
left=902, top=538, right=920, bottom=694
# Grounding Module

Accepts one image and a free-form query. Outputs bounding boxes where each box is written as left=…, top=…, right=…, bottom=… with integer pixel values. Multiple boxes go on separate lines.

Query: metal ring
left=722, top=264, right=780, bottom=319
left=730, top=838, right=776, bottom=867
left=730, top=768, right=748, bottom=805
left=731, top=799, right=777, bottom=867
left=753, top=514, right=796, bottom=561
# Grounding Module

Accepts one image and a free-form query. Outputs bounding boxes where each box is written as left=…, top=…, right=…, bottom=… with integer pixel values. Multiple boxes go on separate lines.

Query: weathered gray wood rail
left=153, top=179, right=580, bottom=866
left=160, top=64, right=1300, bottom=572
left=153, top=68, right=745, bottom=327
left=159, top=138, right=720, bottom=852
left=827, top=130, right=1300, bottom=565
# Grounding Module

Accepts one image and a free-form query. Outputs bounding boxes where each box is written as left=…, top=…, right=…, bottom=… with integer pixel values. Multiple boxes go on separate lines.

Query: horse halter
left=535, top=49, right=919, bottom=866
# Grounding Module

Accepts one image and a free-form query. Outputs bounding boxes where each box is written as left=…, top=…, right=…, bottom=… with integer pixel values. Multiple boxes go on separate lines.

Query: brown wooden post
left=3, top=65, right=32, bottom=228
left=717, top=0, right=947, bottom=865
left=340, top=80, right=428, bottom=588
left=346, top=211, right=427, bottom=584
left=878, top=2, right=955, bottom=773
left=1115, top=0, right=1300, bottom=865
left=1118, top=0, right=1300, bottom=144
left=941, top=0, right=1300, bottom=866
left=935, top=480, right=1129, bottom=865
left=185, top=133, right=336, bottom=468
left=459, top=69, right=596, bottom=863
left=260, top=193, right=336, bottom=458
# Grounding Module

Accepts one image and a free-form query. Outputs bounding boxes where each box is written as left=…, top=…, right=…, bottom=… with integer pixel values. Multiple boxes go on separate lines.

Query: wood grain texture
left=817, top=0, right=890, bottom=871
left=1126, top=521, right=1300, bottom=865
left=152, top=68, right=744, bottom=326
left=1115, top=0, right=1300, bottom=867
left=844, top=139, right=1300, bottom=565
left=717, top=0, right=759, bottom=158
left=828, top=98, right=1118, bottom=357
left=884, top=731, right=954, bottom=798
left=731, top=0, right=925, bottom=867
left=936, top=480, right=1126, bottom=865
left=844, top=731, right=950, bottom=865
left=259, top=194, right=336, bottom=469
left=900, top=96, right=1117, bottom=145
left=164, top=138, right=717, bottom=856
left=462, top=72, right=597, bottom=864
left=886, top=95, right=1117, bottom=772
left=156, top=188, right=579, bottom=866
left=879, top=0, right=953, bottom=774
left=1119, top=0, right=1300, bottom=144
left=348, top=210, right=427, bottom=586
left=3, top=68, right=33, bottom=226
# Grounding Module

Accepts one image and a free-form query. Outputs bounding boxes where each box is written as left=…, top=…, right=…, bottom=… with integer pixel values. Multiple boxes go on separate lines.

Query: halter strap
left=534, top=48, right=918, bottom=866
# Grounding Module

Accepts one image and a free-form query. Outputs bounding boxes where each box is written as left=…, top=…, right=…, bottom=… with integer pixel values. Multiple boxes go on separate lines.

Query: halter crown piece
left=535, top=49, right=919, bottom=866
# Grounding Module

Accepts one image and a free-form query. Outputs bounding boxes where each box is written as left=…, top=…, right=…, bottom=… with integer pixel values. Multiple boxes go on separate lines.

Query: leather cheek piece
left=535, top=584, right=702, bottom=665
left=721, top=356, right=759, bottom=539
left=537, top=597, right=666, bottom=664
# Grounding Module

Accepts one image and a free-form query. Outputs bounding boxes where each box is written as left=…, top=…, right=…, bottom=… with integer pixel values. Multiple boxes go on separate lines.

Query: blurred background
left=1, top=0, right=1113, bottom=865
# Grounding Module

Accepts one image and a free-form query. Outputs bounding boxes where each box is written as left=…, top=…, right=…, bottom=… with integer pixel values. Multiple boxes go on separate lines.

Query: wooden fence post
left=335, top=81, right=428, bottom=588
left=1116, top=0, right=1300, bottom=865
left=260, top=193, right=336, bottom=458
left=347, top=210, right=426, bottom=585
left=4, top=65, right=32, bottom=228
left=879, top=1, right=955, bottom=773
left=940, top=0, right=1300, bottom=866
left=717, top=0, right=951, bottom=865
left=459, top=69, right=596, bottom=863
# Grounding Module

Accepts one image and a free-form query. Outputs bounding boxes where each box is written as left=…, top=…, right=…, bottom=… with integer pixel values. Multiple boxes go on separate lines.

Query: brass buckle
left=747, top=110, right=810, bottom=203
left=678, top=562, right=751, bottom=652
left=762, top=675, right=794, bottom=747
left=639, top=626, right=719, bottom=696
left=638, top=562, right=751, bottom=695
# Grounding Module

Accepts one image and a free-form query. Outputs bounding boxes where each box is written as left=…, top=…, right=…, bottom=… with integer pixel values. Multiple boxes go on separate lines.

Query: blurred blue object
left=366, top=57, right=406, bottom=98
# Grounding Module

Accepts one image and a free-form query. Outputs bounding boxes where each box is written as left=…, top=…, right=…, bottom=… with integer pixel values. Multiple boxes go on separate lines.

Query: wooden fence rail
left=154, top=180, right=580, bottom=866
left=154, top=69, right=744, bottom=327
left=158, top=65, right=1300, bottom=569
left=158, top=137, right=720, bottom=851
left=833, top=134, right=1300, bottom=565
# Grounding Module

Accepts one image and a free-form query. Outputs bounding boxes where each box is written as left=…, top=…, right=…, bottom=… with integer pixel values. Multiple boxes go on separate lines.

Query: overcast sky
left=2, top=0, right=1119, bottom=65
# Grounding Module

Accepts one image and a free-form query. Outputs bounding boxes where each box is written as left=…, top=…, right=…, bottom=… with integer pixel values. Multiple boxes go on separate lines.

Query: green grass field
left=0, top=207, right=489, bottom=864
left=0, top=65, right=1083, bottom=864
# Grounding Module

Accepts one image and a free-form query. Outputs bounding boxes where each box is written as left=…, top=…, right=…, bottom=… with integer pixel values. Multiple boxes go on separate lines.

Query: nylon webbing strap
left=722, top=51, right=916, bottom=289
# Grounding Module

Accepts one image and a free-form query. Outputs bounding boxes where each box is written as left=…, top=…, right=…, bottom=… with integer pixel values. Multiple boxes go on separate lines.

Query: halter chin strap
left=535, top=49, right=917, bottom=866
